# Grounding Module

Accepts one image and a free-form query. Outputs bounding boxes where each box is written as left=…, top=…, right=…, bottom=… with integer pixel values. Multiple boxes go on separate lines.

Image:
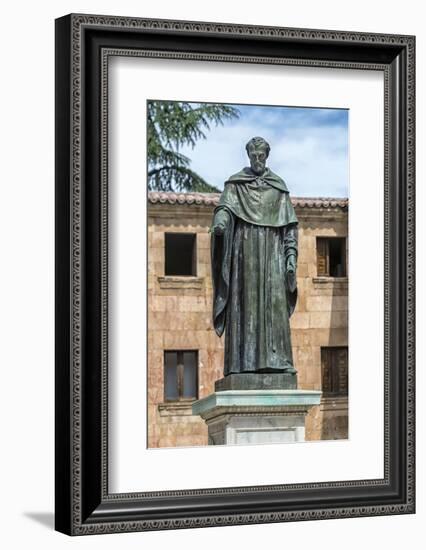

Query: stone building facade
left=147, top=191, right=349, bottom=448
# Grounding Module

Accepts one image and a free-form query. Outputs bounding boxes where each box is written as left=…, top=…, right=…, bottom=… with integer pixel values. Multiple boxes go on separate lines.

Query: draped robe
left=211, top=167, right=298, bottom=375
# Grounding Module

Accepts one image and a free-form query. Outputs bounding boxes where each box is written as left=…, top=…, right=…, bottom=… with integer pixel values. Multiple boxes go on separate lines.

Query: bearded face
left=248, top=146, right=268, bottom=175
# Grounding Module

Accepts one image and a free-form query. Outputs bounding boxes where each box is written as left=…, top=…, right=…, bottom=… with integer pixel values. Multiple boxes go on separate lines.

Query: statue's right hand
left=212, top=224, right=226, bottom=236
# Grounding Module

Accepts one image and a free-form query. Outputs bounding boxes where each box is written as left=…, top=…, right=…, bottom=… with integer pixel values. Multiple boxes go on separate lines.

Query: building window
left=321, top=347, right=348, bottom=397
left=164, top=233, right=196, bottom=276
left=316, top=237, right=346, bottom=277
left=164, top=351, right=198, bottom=401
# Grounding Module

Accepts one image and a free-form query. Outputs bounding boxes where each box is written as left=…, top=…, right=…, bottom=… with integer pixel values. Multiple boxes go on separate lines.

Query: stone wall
left=147, top=195, right=348, bottom=448
left=290, top=209, right=348, bottom=440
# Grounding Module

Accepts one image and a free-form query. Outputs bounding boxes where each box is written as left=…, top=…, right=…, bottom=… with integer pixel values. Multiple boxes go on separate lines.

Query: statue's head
left=246, top=136, right=270, bottom=175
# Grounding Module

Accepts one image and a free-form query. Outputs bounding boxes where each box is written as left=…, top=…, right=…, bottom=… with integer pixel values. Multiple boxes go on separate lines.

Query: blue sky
left=179, top=103, right=349, bottom=197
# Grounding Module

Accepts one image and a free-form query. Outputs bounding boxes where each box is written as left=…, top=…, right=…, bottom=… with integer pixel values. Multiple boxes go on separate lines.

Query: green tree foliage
left=147, top=101, right=239, bottom=192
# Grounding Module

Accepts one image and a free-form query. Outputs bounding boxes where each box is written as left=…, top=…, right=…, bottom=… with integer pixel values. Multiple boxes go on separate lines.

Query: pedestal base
left=192, top=389, right=322, bottom=446
left=215, top=372, right=297, bottom=391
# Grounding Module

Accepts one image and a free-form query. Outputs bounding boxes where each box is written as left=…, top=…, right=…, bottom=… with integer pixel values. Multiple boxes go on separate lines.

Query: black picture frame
left=55, top=13, right=415, bottom=535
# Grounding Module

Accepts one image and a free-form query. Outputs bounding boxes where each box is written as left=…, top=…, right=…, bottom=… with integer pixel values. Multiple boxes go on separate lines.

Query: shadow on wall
left=23, top=512, right=54, bottom=530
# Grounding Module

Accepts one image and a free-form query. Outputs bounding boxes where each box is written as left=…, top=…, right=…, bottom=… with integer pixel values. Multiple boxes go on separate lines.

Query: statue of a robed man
left=211, top=137, right=298, bottom=376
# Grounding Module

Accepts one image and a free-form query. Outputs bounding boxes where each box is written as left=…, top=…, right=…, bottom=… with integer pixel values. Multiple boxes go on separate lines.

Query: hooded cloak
left=211, top=167, right=299, bottom=375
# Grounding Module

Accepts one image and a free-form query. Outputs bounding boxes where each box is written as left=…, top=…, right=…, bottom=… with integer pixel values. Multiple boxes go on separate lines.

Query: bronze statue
left=211, top=137, right=298, bottom=376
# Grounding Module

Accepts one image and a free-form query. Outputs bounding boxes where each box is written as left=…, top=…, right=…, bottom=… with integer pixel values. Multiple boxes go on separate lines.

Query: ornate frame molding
left=55, top=13, right=415, bottom=535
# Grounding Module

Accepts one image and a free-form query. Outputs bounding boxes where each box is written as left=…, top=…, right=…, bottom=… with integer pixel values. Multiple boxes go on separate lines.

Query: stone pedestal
left=215, top=372, right=297, bottom=391
left=192, top=389, right=322, bottom=446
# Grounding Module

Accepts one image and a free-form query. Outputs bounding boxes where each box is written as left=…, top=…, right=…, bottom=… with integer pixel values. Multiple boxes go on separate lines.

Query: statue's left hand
left=287, top=269, right=297, bottom=292
left=287, top=255, right=296, bottom=273
left=286, top=257, right=297, bottom=292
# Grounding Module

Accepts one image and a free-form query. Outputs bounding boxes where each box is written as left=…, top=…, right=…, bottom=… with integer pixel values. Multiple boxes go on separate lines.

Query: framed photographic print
left=55, top=14, right=415, bottom=535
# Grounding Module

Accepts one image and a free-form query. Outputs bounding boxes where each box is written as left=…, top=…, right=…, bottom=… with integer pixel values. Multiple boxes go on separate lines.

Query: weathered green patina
left=215, top=372, right=297, bottom=391
left=192, top=389, right=322, bottom=417
left=211, top=137, right=298, bottom=376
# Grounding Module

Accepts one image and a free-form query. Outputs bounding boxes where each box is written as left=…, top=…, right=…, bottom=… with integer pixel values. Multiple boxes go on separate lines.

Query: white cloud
left=179, top=107, right=349, bottom=197
left=272, top=126, right=349, bottom=197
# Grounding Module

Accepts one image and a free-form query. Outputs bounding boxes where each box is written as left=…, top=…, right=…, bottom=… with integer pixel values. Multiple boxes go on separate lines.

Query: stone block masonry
left=147, top=193, right=348, bottom=447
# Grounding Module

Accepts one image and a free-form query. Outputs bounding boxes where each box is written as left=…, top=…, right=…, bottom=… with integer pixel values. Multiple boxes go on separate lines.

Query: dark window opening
left=164, top=350, right=198, bottom=401
left=165, top=233, right=197, bottom=276
left=321, top=347, right=348, bottom=397
left=317, top=237, right=346, bottom=277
